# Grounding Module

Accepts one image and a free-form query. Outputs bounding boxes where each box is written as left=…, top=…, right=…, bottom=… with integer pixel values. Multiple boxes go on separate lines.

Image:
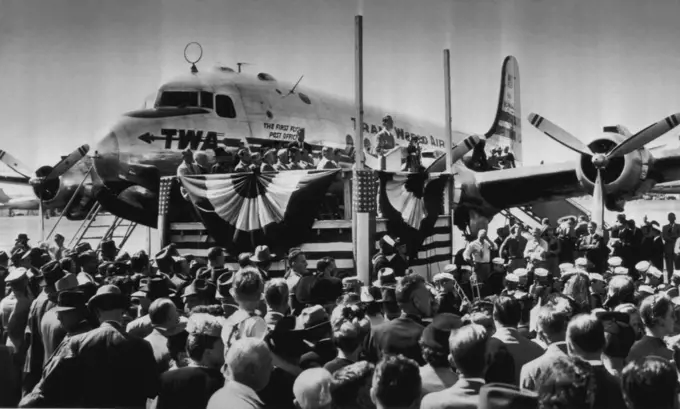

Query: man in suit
left=578, top=222, right=606, bottom=273
left=490, top=296, right=544, bottom=385
left=420, top=324, right=490, bottom=409
left=21, top=285, right=159, bottom=408
left=363, top=274, right=432, bottom=366
left=662, top=212, right=680, bottom=278
left=566, top=314, right=625, bottom=409
left=207, top=338, right=272, bottom=409
left=520, top=301, right=571, bottom=391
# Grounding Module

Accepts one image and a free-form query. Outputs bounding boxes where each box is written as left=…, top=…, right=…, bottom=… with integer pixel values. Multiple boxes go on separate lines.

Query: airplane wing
left=0, top=175, right=30, bottom=185
left=474, top=161, right=585, bottom=209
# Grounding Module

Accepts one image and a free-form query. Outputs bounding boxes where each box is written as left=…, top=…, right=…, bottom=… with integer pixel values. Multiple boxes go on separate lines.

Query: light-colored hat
left=574, top=258, right=589, bottom=268
left=459, top=265, right=473, bottom=272
left=614, top=266, right=629, bottom=275
left=534, top=268, right=549, bottom=278
left=635, top=261, right=651, bottom=273
left=443, top=264, right=456, bottom=274
left=647, top=267, right=663, bottom=279
left=589, top=273, right=604, bottom=282
left=608, top=257, right=623, bottom=268
left=55, top=274, right=79, bottom=292
left=559, top=262, right=574, bottom=271
left=505, top=273, right=519, bottom=283
left=6, top=267, right=28, bottom=283
left=433, top=272, right=454, bottom=282
left=513, top=268, right=528, bottom=278
left=637, top=285, right=655, bottom=295
left=492, top=258, right=505, bottom=265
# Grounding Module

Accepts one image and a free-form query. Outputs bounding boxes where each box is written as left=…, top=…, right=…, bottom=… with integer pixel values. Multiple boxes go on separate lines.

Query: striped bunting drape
left=378, top=170, right=450, bottom=262
left=179, top=169, right=339, bottom=254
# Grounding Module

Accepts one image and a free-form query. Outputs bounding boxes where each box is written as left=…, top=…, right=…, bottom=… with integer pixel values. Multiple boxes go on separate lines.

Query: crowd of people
left=1, top=210, right=680, bottom=408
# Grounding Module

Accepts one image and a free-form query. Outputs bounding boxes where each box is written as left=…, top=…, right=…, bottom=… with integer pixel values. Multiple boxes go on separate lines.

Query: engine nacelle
left=575, top=133, right=653, bottom=211
left=32, top=165, right=95, bottom=218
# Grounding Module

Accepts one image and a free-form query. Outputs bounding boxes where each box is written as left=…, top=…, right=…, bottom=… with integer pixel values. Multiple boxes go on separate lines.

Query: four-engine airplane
left=4, top=46, right=680, bottom=241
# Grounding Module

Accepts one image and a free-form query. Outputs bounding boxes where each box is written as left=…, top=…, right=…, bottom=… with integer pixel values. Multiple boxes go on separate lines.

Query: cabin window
left=157, top=91, right=199, bottom=108
left=200, top=91, right=214, bottom=109
left=216, top=95, right=236, bottom=118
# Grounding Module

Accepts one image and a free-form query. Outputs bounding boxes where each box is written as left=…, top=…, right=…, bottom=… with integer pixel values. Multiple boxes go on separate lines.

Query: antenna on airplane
left=184, top=42, right=203, bottom=74
left=236, top=62, right=252, bottom=73
left=283, top=75, right=304, bottom=98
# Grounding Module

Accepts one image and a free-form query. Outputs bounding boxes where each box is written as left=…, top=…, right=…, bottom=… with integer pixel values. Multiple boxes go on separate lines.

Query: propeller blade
left=451, top=134, right=482, bottom=164
left=591, top=170, right=605, bottom=235
left=46, top=144, right=90, bottom=180
left=528, top=113, right=592, bottom=156
left=607, top=113, right=680, bottom=159
left=0, top=150, right=32, bottom=179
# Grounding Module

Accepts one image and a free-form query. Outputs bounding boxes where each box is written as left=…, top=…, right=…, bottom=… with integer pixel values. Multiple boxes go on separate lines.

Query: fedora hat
left=251, top=245, right=276, bottom=263
left=54, top=290, right=87, bottom=313
left=295, top=305, right=331, bottom=332
left=478, top=383, right=538, bottom=409
left=100, top=239, right=118, bottom=255
left=74, top=242, right=92, bottom=255
left=216, top=271, right=234, bottom=300
left=55, top=273, right=79, bottom=292
left=182, top=279, right=216, bottom=299
left=16, top=233, right=29, bottom=242
left=139, top=276, right=176, bottom=300
left=6, top=267, right=28, bottom=284
left=87, top=284, right=127, bottom=310
left=373, top=268, right=396, bottom=288
left=39, top=260, right=66, bottom=287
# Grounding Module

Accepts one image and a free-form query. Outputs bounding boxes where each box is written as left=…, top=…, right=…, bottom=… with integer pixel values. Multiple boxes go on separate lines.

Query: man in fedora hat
left=1, top=268, right=33, bottom=352
left=205, top=247, right=229, bottom=283
left=126, top=277, right=177, bottom=338
left=100, top=239, right=118, bottom=263
left=52, top=290, right=92, bottom=338
left=181, top=279, right=217, bottom=315
left=38, top=264, right=74, bottom=364
left=12, top=234, right=30, bottom=255
left=216, top=271, right=239, bottom=319
left=252, top=245, right=276, bottom=279
left=22, top=285, right=159, bottom=408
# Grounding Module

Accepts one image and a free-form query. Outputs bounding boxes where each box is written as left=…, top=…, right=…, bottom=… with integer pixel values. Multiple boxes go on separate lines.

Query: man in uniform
left=663, top=212, right=680, bottom=279
left=374, top=115, right=397, bottom=155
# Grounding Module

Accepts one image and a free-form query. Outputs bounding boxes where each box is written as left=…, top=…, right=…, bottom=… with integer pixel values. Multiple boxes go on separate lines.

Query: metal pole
left=444, top=49, right=455, bottom=264
left=353, top=14, right=374, bottom=285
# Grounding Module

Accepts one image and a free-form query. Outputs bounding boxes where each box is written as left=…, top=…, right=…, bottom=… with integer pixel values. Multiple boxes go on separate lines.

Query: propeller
left=528, top=112, right=680, bottom=232
left=0, top=144, right=90, bottom=240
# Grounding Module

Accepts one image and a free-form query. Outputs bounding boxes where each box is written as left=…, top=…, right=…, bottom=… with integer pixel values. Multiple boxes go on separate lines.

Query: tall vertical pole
left=444, top=49, right=455, bottom=263
left=353, top=14, right=374, bottom=285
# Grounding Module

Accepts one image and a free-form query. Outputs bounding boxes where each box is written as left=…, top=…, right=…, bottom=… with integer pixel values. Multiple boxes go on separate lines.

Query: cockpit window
left=157, top=91, right=198, bottom=108
left=216, top=95, right=236, bottom=118
left=200, top=91, right=214, bottom=109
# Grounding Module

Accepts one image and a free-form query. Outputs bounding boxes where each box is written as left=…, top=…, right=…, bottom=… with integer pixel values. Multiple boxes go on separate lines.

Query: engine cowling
left=575, top=133, right=653, bottom=211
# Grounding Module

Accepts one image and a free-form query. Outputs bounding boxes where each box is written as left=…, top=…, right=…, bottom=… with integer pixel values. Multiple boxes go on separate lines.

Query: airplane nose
left=94, top=131, right=120, bottom=182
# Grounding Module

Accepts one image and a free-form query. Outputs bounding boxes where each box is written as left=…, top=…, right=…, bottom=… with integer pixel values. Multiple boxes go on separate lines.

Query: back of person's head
left=371, top=355, right=421, bottom=409
left=148, top=298, right=177, bottom=327
left=566, top=314, right=605, bottom=356
left=537, top=356, right=595, bottom=409
left=492, top=295, right=521, bottom=328
left=331, top=361, right=375, bottom=409
left=598, top=312, right=636, bottom=359
left=232, top=267, right=264, bottom=299
left=607, top=275, right=636, bottom=307
left=293, top=368, right=333, bottom=409
left=185, top=313, right=224, bottom=367
left=130, top=251, right=149, bottom=272
left=640, top=294, right=673, bottom=330
left=622, top=357, right=678, bottom=409
left=470, top=299, right=495, bottom=316
left=207, top=247, right=224, bottom=262
left=563, top=274, right=591, bottom=312
left=264, top=278, right=289, bottom=309
left=316, top=257, right=333, bottom=275
left=462, top=311, right=495, bottom=335
left=225, top=338, right=272, bottom=392
left=536, top=303, right=571, bottom=343
left=395, top=273, right=425, bottom=305
left=449, top=324, right=489, bottom=378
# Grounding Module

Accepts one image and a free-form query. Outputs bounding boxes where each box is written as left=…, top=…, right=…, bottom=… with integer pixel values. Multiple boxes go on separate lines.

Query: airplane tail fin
left=0, top=188, right=10, bottom=203
left=485, top=56, right=522, bottom=165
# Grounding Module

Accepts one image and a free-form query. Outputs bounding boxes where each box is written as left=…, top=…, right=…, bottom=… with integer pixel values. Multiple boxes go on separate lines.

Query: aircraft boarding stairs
left=65, top=202, right=138, bottom=251
left=499, top=198, right=605, bottom=230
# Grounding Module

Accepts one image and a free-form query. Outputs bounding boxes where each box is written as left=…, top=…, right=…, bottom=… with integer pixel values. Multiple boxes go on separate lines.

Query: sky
left=2, top=0, right=680, bottom=194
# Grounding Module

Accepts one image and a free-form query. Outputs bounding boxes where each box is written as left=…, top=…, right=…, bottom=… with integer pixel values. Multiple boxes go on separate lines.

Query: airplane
left=76, top=51, right=522, bottom=228
left=0, top=149, right=98, bottom=221
left=0, top=188, right=39, bottom=216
